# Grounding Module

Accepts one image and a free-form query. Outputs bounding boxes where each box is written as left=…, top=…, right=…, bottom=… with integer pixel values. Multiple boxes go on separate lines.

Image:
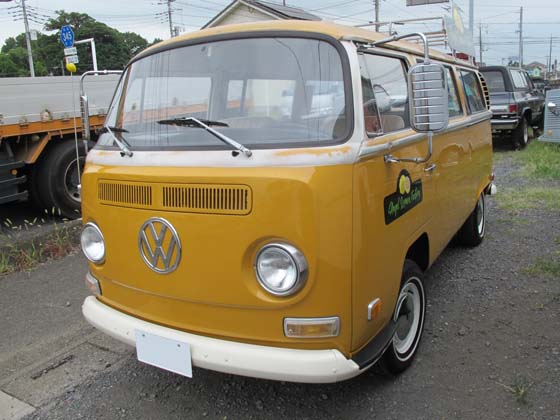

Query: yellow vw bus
left=80, top=20, right=494, bottom=383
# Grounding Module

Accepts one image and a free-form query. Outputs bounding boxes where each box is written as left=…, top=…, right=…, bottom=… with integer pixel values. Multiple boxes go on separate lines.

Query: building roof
left=245, top=0, right=321, bottom=21
left=203, top=0, right=321, bottom=29
left=526, top=61, right=546, bottom=69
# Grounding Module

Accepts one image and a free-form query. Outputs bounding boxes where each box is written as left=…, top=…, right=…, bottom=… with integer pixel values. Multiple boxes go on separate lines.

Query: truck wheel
left=37, top=140, right=86, bottom=219
left=513, top=116, right=529, bottom=149
left=458, top=193, right=485, bottom=247
left=380, top=260, right=426, bottom=374
left=28, top=162, right=49, bottom=211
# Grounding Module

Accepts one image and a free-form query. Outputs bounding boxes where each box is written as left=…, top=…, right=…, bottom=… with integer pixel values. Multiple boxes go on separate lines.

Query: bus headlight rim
left=254, top=242, right=308, bottom=297
left=81, top=222, right=106, bottom=264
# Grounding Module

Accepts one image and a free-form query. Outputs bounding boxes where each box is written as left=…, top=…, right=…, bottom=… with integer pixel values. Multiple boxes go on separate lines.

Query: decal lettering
left=384, top=170, right=423, bottom=225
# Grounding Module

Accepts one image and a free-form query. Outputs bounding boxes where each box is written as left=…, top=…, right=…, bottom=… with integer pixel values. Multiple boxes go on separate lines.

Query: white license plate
left=135, top=330, right=192, bottom=377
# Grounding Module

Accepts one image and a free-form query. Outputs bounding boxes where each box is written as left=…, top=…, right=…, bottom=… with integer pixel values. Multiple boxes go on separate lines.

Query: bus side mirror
left=408, top=63, right=449, bottom=133
left=547, top=101, right=558, bottom=116
left=80, top=94, right=91, bottom=142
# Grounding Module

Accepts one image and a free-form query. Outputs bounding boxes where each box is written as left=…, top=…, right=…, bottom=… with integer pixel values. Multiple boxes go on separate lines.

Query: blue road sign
left=60, top=25, right=74, bottom=48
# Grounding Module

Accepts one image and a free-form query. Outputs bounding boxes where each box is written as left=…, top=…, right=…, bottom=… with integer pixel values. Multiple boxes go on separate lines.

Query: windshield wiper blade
left=103, top=125, right=133, bottom=157
left=99, top=125, right=129, bottom=134
left=157, top=117, right=229, bottom=127
left=157, top=117, right=252, bottom=157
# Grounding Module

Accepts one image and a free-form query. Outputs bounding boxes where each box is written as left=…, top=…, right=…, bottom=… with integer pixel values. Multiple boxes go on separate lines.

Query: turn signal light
left=85, top=271, right=102, bottom=296
left=283, top=317, right=340, bottom=338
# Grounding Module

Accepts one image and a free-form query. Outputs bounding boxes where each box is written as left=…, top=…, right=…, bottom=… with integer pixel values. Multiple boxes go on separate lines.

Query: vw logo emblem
left=138, top=218, right=181, bottom=274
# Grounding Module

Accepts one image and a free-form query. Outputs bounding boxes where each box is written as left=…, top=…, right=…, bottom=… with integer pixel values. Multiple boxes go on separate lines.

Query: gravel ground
left=21, top=144, right=560, bottom=420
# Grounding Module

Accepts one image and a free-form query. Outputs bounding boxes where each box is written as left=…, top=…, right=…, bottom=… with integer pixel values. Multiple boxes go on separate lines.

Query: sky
left=1, top=0, right=559, bottom=67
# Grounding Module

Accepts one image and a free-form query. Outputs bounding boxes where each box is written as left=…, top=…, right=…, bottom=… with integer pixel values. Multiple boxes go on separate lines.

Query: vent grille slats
left=98, top=181, right=152, bottom=207
left=162, top=184, right=251, bottom=215
left=97, top=180, right=251, bottom=215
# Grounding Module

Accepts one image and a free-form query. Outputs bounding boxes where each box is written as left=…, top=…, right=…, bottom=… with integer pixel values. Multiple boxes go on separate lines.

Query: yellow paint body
left=82, top=164, right=354, bottom=354
left=81, top=20, right=493, bottom=361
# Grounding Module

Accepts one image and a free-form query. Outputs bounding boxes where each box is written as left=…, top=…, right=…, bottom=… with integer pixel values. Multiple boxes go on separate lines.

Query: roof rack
left=356, top=16, right=475, bottom=65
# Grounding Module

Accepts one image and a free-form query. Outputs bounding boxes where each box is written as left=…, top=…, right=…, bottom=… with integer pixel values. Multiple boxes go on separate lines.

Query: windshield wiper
left=102, top=125, right=133, bottom=157
left=157, top=117, right=229, bottom=128
left=157, top=117, right=252, bottom=157
left=99, top=125, right=129, bottom=134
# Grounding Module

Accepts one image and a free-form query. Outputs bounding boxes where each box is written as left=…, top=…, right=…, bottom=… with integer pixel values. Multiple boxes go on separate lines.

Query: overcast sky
left=1, top=0, right=559, bottom=67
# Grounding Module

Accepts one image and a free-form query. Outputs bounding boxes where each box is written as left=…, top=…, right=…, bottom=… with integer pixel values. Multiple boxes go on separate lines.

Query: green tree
left=0, top=53, right=21, bottom=77
left=0, top=10, right=151, bottom=77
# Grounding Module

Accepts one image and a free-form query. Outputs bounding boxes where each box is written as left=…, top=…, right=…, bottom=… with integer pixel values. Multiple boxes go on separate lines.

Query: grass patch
left=497, top=187, right=560, bottom=213
left=0, top=224, right=79, bottom=276
left=495, top=217, right=529, bottom=226
left=525, top=257, right=560, bottom=277
left=514, top=141, right=560, bottom=180
left=498, top=375, right=533, bottom=405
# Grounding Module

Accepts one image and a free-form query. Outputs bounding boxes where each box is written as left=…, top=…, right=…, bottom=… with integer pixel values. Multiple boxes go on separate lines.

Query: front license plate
left=135, top=330, right=192, bottom=377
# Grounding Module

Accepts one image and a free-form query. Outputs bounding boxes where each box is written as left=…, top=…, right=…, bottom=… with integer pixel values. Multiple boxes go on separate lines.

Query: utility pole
left=518, top=6, right=523, bottom=69
left=479, top=24, right=483, bottom=65
left=548, top=35, right=553, bottom=79
left=167, top=0, right=175, bottom=38
left=374, top=0, right=379, bottom=32
left=21, top=0, right=35, bottom=77
left=469, top=0, right=474, bottom=36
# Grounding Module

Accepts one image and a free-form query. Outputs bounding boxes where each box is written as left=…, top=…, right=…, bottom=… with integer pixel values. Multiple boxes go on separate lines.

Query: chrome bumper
left=491, top=118, right=518, bottom=131
left=82, top=296, right=360, bottom=383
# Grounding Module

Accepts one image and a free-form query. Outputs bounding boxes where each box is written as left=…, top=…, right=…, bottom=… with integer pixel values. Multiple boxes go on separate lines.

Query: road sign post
left=64, top=47, right=77, bottom=56
left=65, top=55, right=79, bottom=65
left=60, top=25, right=75, bottom=48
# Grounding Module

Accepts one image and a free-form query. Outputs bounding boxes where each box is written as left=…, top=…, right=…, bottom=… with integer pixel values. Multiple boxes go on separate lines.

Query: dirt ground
left=1, top=141, right=557, bottom=420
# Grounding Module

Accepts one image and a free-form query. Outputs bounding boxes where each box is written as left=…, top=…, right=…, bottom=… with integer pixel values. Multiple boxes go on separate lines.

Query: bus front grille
left=162, top=185, right=252, bottom=215
left=97, top=180, right=251, bottom=215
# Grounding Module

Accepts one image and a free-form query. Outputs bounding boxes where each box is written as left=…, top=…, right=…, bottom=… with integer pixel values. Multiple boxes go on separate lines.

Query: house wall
left=214, top=4, right=279, bottom=27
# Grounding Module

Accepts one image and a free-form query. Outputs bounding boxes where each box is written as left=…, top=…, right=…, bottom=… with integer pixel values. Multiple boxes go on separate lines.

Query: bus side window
left=359, top=54, right=410, bottom=135
left=460, top=70, right=486, bottom=114
left=359, top=55, right=381, bottom=135
left=445, top=67, right=463, bottom=118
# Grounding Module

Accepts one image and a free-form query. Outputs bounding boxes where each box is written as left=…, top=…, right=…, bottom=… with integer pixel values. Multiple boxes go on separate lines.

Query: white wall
left=213, top=4, right=278, bottom=27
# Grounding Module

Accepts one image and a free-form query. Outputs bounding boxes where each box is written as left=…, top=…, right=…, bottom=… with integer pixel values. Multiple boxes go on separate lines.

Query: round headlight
left=81, top=222, right=105, bottom=264
left=255, top=243, right=308, bottom=296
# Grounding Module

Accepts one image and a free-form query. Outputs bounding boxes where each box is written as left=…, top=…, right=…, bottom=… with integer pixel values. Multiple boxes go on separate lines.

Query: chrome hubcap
left=64, top=157, right=83, bottom=203
left=476, top=195, right=485, bottom=236
left=393, top=281, right=421, bottom=356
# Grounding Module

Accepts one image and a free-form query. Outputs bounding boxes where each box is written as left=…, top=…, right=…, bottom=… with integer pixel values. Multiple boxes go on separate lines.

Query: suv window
left=511, top=70, right=528, bottom=89
left=359, top=54, right=410, bottom=135
left=481, top=70, right=506, bottom=92
left=522, top=73, right=535, bottom=89
left=460, top=70, right=486, bottom=113
left=445, top=68, right=462, bottom=118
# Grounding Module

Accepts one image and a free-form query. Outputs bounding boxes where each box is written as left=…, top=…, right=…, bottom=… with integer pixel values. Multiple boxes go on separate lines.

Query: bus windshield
left=99, top=37, right=351, bottom=151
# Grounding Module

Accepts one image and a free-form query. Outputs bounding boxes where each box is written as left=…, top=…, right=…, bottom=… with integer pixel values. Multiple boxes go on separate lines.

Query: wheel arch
left=522, top=107, right=532, bottom=123
left=405, top=233, right=429, bottom=274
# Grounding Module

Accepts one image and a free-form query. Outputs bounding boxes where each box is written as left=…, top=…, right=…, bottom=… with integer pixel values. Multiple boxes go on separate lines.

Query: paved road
left=0, top=153, right=559, bottom=419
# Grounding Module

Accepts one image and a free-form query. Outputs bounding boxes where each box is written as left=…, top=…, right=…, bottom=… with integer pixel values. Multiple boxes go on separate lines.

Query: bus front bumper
left=82, top=296, right=360, bottom=383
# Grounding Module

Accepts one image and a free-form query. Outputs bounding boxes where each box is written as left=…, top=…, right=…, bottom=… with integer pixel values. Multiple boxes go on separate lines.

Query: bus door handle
left=424, top=163, right=437, bottom=173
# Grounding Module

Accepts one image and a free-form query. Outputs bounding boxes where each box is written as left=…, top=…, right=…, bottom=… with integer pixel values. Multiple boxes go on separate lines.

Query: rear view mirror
left=408, top=63, right=449, bottom=133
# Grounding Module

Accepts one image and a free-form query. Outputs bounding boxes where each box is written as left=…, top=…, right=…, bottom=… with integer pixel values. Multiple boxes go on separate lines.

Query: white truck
left=0, top=74, right=119, bottom=218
